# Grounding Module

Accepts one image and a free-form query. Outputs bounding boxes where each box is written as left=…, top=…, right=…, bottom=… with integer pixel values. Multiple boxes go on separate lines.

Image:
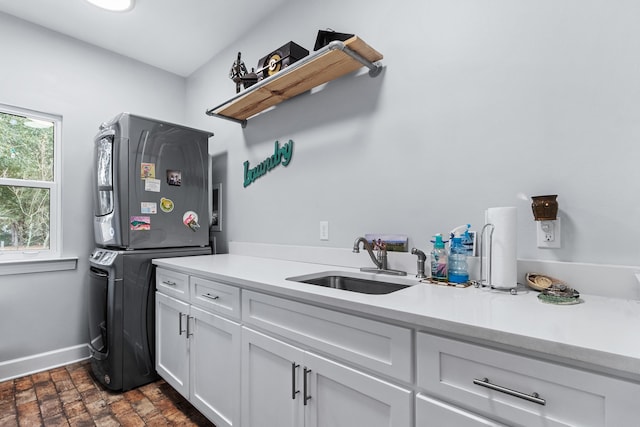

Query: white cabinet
left=304, top=349, right=411, bottom=427
left=190, top=275, right=241, bottom=320
left=156, top=267, right=189, bottom=300
left=241, top=290, right=412, bottom=382
left=416, top=332, right=640, bottom=427
left=155, top=268, right=241, bottom=427
left=189, top=306, right=241, bottom=427
left=242, top=327, right=411, bottom=427
left=242, top=326, right=303, bottom=427
left=155, top=291, right=189, bottom=396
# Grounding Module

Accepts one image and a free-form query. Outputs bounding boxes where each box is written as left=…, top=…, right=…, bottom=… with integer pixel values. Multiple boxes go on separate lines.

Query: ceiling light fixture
left=86, top=0, right=135, bottom=12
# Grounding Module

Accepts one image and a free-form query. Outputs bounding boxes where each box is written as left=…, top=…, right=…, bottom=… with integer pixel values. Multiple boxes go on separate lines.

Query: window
left=0, top=104, right=61, bottom=262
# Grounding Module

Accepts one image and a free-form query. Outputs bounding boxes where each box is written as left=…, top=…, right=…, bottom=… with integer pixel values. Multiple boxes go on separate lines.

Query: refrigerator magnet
left=130, top=216, right=151, bottom=230
left=144, top=178, right=161, bottom=192
left=160, top=197, right=174, bottom=213
left=166, top=169, right=182, bottom=186
left=141, top=162, right=155, bottom=179
left=183, top=211, right=200, bottom=231
left=141, top=202, right=157, bottom=214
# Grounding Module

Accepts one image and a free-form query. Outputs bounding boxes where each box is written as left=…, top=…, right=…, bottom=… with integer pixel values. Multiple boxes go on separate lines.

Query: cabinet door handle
left=473, top=377, right=546, bottom=406
left=186, top=315, right=194, bottom=338
left=178, top=312, right=186, bottom=335
left=303, top=368, right=312, bottom=406
left=291, top=363, right=300, bottom=400
left=202, top=293, right=220, bottom=301
left=163, top=280, right=177, bottom=286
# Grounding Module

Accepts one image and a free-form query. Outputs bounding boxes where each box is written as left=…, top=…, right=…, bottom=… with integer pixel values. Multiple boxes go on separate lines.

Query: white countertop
left=153, top=253, right=640, bottom=381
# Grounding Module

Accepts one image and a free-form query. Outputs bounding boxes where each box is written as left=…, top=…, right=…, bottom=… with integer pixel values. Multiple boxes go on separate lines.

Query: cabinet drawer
left=417, top=332, right=640, bottom=427
left=156, top=268, right=189, bottom=301
left=416, top=393, right=507, bottom=427
left=190, top=276, right=240, bottom=321
left=242, top=290, right=411, bottom=382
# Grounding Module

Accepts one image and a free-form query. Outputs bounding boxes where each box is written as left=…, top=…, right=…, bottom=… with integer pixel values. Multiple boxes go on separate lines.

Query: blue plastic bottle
left=430, top=234, right=448, bottom=282
left=448, top=237, right=469, bottom=284
left=461, top=227, right=474, bottom=256
left=450, top=224, right=474, bottom=256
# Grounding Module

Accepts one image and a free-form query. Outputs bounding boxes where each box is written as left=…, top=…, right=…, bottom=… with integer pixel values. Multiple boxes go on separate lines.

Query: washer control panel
left=90, top=249, right=117, bottom=266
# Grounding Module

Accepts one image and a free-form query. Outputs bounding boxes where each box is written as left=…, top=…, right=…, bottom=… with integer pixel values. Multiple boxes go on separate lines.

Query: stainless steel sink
left=286, top=271, right=414, bottom=295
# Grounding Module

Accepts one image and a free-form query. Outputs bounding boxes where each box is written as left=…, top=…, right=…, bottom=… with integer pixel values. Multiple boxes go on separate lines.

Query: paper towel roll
left=485, top=207, right=518, bottom=289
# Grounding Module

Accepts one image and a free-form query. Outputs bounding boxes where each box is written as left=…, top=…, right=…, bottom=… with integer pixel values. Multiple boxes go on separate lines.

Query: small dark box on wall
left=257, top=41, right=309, bottom=80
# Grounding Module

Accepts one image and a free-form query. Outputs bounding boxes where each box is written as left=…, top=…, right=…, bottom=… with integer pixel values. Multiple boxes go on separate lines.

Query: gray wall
left=0, top=13, right=199, bottom=363
left=186, top=0, right=640, bottom=267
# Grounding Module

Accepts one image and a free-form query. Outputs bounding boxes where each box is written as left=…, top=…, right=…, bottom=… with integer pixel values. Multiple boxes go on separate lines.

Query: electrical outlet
left=536, top=218, right=561, bottom=248
left=319, top=221, right=329, bottom=240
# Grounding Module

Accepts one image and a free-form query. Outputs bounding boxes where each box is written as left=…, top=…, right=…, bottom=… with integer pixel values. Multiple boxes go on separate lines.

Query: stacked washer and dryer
left=88, top=113, right=212, bottom=391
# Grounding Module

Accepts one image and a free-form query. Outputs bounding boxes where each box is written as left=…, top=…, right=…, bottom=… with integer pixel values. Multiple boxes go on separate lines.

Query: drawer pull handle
left=202, top=293, right=220, bottom=301
left=163, top=280, right=177, bottom=286
left=473, top=377, right=546, bottom=406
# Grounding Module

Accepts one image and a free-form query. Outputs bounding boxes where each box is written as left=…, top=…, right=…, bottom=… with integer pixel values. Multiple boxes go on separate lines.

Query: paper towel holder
left=531, top=195, right=558, bottom=221
left=474, top=223, right=518, bottom=295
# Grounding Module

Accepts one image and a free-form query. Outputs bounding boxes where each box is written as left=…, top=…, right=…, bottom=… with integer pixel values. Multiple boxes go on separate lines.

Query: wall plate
left=537, top=218, right=561, bottom=248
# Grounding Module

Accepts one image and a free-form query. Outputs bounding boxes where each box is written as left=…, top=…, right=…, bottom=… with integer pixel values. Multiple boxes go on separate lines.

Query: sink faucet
left=353, top=236, right=385, bottom=269
left=352, top=237, right=406, bottom=276
left=411, top=248, right=427, bottom=279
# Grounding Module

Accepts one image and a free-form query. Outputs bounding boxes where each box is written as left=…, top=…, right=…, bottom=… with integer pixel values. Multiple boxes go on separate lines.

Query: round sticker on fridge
left=160, top=197, right=174, bottom=213
left=183, top=211, right=200, bottom=232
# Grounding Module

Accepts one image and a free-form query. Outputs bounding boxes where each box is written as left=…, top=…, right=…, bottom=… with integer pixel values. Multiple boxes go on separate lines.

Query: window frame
left=0, top=103, right=62, bottom=263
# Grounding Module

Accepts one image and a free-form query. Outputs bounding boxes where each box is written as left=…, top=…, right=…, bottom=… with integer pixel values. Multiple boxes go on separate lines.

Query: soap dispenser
left=430, top=234, right=448, bottom=282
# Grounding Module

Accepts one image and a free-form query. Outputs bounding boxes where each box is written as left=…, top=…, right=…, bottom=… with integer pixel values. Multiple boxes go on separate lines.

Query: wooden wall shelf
left=205, top=36, right=384, bottom=127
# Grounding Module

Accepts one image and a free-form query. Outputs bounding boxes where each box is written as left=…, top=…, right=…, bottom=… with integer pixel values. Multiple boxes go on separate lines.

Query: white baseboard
left=0, top=344, right=90, bottom=382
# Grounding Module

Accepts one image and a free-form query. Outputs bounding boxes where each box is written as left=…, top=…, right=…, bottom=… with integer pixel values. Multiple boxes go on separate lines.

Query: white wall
left=186, top=0, right=640, bottom=268
left=0, top=13, right=194, bottom=371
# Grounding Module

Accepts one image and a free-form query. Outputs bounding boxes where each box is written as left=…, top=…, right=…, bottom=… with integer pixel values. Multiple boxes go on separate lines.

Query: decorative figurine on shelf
left=241, top=68, right=259, bottom=90
left=229, top=52, right=248, bottom=93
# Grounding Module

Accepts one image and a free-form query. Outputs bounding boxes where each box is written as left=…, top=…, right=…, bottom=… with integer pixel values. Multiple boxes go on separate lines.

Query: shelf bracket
left=328, top=41, right=383, bottom=77
left=205, top=110, right=248, bottom=128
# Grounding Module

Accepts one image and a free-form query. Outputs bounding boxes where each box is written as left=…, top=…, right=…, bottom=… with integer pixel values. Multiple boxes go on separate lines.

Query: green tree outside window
left=0, top=111, right=54, bottom=252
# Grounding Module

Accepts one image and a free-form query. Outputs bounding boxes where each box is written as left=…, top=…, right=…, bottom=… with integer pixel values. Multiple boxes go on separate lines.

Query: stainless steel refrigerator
left=89, top=113, right=213, bottom=391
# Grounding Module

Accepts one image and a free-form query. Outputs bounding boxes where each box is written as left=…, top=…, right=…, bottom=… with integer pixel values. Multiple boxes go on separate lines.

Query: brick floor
left=0, top=360, right=215, bottom=426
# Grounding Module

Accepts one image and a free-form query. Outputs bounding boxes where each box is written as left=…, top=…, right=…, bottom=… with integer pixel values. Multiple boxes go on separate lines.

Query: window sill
left=0, top=257, right=78, bottom=276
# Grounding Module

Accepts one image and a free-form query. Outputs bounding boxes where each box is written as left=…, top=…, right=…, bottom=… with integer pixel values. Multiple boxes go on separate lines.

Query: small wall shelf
left=205, top=36, right=384, bottom=127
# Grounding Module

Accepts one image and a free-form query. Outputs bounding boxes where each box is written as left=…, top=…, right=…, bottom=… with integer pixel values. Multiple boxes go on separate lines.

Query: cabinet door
left=189, top=306, right=241, bottom=427
left=241, top=327, right=304, bottom=427
left=155, top=292, right=189, bottom=397
left=416, top=393, right=508, bottom=427
left=304, top=351, right=411, bottom=427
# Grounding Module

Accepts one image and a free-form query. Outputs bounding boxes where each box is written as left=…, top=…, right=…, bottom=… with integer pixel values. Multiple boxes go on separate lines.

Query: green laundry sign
left=243, top=140, right=294, bottom=187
